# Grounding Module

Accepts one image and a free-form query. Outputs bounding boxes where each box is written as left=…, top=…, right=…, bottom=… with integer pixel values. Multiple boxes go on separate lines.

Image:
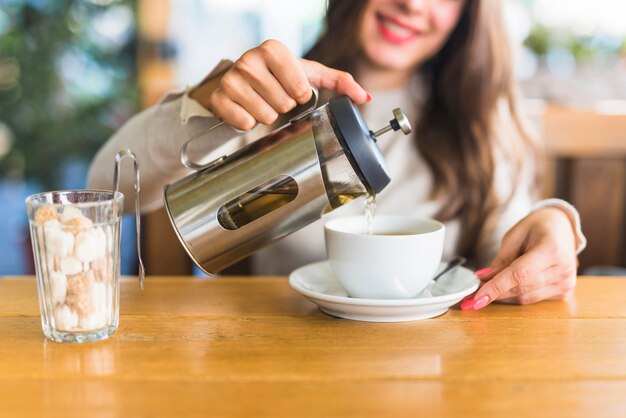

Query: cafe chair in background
left=539, top=103, right=626, bottom=274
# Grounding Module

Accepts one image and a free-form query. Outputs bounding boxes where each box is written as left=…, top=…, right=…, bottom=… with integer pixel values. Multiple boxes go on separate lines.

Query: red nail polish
left=475, top=267, right=492, bottom=278
left=460, top=298, right=475, bottom=310
left=472, top=295, right=490, bottom=310
left=366, top=92, right=372, bottom=102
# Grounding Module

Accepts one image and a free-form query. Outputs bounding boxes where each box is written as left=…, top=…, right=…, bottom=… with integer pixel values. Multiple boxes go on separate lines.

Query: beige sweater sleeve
left=87, top=61, right=240, bottom=214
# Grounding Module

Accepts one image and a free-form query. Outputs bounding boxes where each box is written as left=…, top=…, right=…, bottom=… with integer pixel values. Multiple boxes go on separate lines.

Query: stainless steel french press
left=163, top=91, right=411, bottom=275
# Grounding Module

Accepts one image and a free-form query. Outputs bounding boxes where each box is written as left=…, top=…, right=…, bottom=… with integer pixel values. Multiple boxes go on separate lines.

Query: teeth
left=381, top=18, right=414, bottom=38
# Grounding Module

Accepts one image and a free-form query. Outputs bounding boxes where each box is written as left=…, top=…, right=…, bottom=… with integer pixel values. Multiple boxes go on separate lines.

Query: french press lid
left=328, top=96, right=412, bottom=194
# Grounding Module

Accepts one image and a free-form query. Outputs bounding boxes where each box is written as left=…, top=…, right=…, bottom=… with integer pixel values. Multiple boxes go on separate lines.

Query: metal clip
left=114, top=149, right=146, bottom=289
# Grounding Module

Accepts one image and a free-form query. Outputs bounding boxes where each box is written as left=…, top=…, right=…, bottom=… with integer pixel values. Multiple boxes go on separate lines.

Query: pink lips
left=375, top=12, right=421, bottom=45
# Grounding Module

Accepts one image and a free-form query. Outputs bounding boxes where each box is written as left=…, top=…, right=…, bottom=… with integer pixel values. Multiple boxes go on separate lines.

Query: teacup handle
left=114, top=149, right=146, bottom=289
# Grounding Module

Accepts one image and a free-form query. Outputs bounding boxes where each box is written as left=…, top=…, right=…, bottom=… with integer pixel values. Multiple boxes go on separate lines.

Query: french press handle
left=180, top=87, right=319, bottom=170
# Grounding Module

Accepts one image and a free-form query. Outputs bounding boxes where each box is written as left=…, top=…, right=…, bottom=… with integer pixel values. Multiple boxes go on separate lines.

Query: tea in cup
left=324, top=216, right=445, bottom=299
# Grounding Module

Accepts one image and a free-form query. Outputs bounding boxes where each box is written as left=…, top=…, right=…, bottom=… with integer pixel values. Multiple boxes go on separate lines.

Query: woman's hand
left=203, top=39, right=370, bottom=131
left=461, top=207, right=579, bottom=310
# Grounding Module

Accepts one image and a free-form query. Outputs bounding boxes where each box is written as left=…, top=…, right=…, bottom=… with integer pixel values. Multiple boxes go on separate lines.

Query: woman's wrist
left=189, top=76, right=220, bottom=111
left=531, top=198, right=587, bottom=255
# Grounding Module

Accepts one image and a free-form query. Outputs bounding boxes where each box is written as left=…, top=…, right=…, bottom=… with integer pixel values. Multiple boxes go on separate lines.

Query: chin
left=364, top=45, right=419, bottom=72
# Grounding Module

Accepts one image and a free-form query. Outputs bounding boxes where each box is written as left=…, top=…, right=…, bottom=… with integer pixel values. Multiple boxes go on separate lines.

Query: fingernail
left=472, top=295, right=490, bottom=310
left=460, top=298, right=475, bottom=310
left=475, top=267, right=492, bottom=278
left=366, top=92, right=372, bottom=102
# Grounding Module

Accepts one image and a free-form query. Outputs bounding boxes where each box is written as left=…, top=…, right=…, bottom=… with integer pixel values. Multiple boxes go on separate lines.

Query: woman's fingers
left=301, top=58, right=370, bottom=104
left=496, top=265, right=576, bottom=304
left=498, top=278, right=577, bottom=305
left=213, top=40, right=302, bottom=129
left=258, top=40, right=313, bottom=104
left=462, top=279, right=574, bottom=311
left=464, top=244, right=554, bottom=310
left=476, top=221, right=529, bottom=282
left=219, top=71, right=279, bottom=125
left=209, top=89, right=257, bottom=131
left=233, top=50, right=298, bottom=114
left=209, top=39, right=369, bottom=130
left=246, top=71, right=298, bottom=114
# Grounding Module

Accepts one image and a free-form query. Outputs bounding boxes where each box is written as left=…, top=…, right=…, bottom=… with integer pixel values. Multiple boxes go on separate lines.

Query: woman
left=88, top=0, right=585, bottom=310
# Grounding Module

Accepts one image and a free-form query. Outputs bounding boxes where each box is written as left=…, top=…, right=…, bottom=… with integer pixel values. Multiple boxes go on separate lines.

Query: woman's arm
left=464, top=169, right=585, bottom=308
left=462, top=101, right=586, bottom=309
left=88, top=39, right=369, bottom=214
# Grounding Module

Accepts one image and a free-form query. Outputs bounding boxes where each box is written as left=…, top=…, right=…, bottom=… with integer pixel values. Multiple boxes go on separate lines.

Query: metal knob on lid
left=372, top=108, right=412, bottom=138
left=328, top=97, right=412, bottom=194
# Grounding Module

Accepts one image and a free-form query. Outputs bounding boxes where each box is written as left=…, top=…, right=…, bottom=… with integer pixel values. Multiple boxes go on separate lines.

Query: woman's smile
left=358, top=0, right=464, bottom=74
left=375, top=12, right=422, bottom=45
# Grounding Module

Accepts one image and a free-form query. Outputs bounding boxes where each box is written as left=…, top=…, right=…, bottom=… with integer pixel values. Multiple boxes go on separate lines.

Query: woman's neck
left=355, top=59, right=414, bottom=91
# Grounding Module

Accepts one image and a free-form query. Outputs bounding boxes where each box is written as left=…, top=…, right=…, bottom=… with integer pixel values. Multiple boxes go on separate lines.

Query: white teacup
left=324, top=216, right=445, bottom=299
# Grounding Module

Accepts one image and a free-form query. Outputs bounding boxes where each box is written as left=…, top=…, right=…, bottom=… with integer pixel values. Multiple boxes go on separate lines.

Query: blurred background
left=1, top=0, right=625, bottom=275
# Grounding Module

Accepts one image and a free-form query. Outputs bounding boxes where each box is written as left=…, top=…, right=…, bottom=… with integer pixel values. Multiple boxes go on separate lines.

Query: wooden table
left=1, top=276, right=625, bottom=417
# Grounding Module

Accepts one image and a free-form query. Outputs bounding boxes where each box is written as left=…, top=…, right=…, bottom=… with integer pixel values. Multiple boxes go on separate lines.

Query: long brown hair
left=306, top=0, right=540, bottom=263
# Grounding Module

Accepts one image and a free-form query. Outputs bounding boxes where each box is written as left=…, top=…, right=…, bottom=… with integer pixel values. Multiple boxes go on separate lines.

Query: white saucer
left=289, top=260, right=479, bottom=322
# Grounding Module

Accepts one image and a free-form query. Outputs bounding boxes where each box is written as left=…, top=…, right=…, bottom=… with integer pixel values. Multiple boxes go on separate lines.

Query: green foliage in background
left=524, top=23, right=626, bottom=65
left=524, top=24, right=551, bottom=57
left=0, top=0, right=137, bottom=188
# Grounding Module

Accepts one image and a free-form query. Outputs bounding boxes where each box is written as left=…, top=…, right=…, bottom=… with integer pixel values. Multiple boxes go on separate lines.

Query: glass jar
left=26, top=190, right=123, bottom=343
